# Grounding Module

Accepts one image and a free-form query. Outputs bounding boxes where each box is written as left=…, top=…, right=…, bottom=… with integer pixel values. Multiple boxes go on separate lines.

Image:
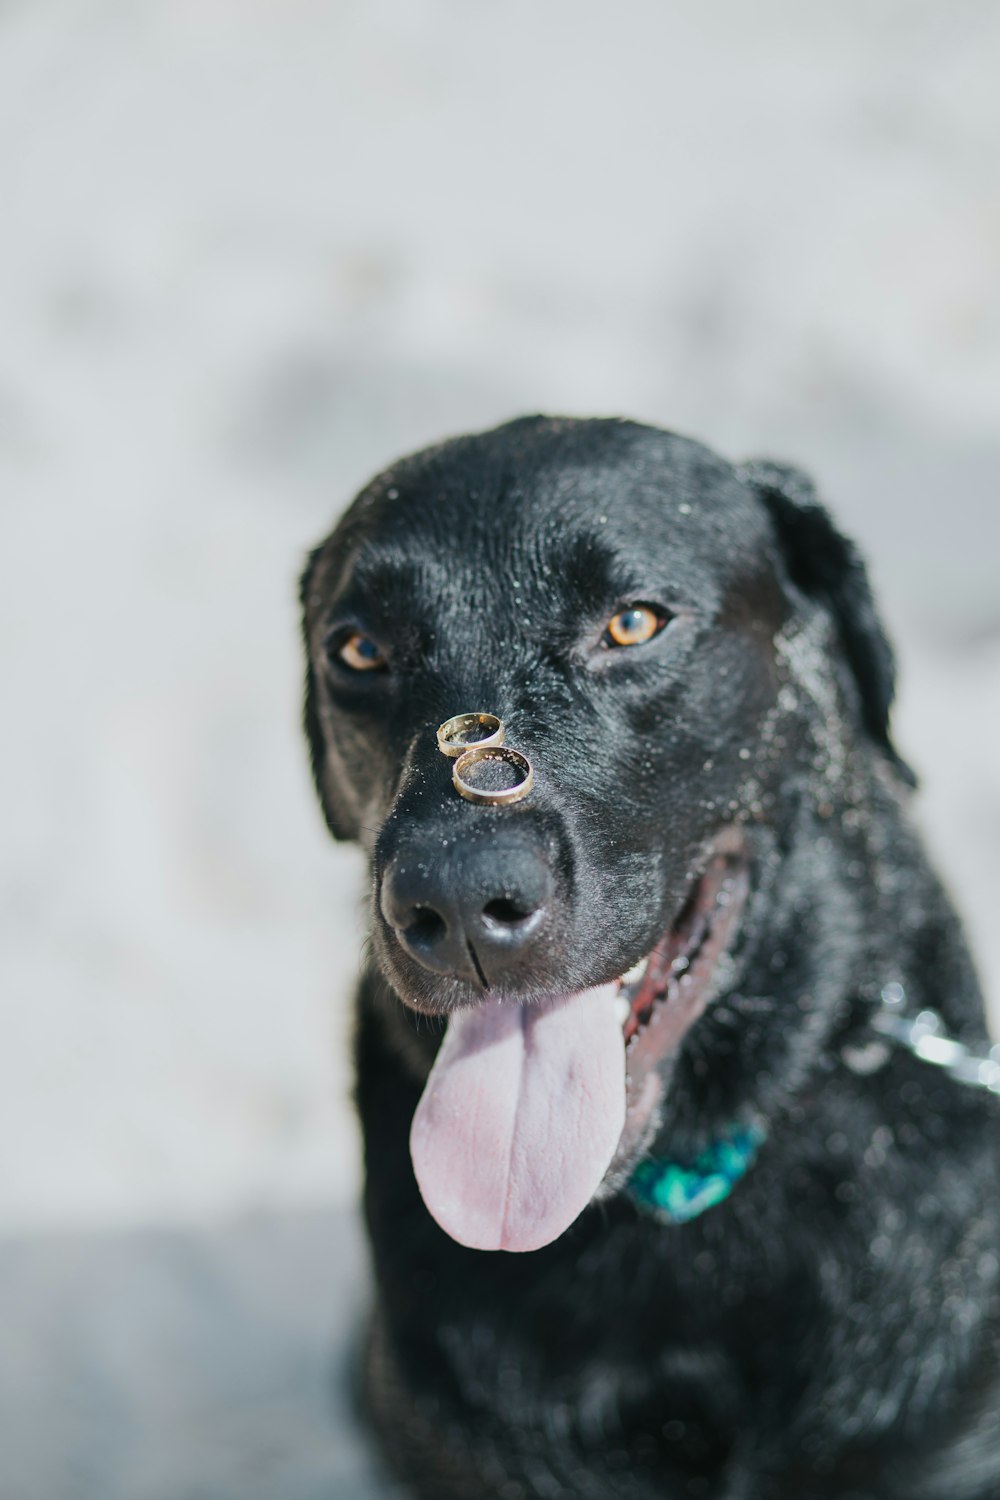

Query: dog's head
left=300, top=417, right=909, bottom=1252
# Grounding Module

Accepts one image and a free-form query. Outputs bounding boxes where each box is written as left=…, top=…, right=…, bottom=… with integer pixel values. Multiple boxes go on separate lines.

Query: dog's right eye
left=330, top=631, right=387, bottom=673
left=603, top=605, right=669, bottom=649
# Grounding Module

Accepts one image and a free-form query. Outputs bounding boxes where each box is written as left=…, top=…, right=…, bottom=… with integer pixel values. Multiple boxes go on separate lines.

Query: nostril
left=381, top=846, right=553, bottom=974
left=483, top=896, right=538, bottom=927
left=406, top=905, right=447, bottom=947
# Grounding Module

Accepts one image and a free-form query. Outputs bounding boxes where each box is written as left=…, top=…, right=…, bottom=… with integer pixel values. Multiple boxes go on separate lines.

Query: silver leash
left=843, top=980, right=1000, bottom=1095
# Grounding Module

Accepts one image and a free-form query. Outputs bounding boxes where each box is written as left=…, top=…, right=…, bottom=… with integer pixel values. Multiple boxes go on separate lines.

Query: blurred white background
left=2, top=0, right=999, bottom=1243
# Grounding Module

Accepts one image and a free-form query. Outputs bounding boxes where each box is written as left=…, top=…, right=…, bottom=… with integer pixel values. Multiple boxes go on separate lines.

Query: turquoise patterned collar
left=628, top=1123, right=766, bottom=1225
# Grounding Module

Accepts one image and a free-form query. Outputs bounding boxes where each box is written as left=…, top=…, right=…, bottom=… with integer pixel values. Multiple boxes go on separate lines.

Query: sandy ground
left=1, top=2, right=998, bottom=1495
left=0, top=1209, right=403, bottom=1500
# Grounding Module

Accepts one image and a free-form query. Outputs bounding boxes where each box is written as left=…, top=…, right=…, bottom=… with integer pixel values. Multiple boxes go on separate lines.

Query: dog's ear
left=299, top=547, right=358, bottom=840
left=741, top=460, right=916, bottom=787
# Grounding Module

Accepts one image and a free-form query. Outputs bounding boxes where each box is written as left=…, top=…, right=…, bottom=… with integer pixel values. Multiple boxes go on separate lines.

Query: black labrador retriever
left=299, top=417, right=999, bottom=1499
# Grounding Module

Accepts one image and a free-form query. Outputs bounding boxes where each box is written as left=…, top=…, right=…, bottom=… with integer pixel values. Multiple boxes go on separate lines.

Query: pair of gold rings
left=436, top=712, right=534, bottom=806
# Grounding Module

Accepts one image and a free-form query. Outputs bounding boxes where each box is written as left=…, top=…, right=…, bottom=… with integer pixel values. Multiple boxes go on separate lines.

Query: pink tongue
left=410, top=985, right=625, bottom=1253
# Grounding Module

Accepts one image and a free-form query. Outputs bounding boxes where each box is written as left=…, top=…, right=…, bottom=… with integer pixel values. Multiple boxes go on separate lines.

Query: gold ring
left=452, top=747, right=534, bottom=806
left=436, top=711, right=504, bottom=758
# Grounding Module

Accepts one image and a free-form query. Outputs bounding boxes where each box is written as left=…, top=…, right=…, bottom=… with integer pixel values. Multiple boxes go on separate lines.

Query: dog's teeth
left=613, top=992, right=632, bottom=1027
left=621, top=958, right=648, bottom=988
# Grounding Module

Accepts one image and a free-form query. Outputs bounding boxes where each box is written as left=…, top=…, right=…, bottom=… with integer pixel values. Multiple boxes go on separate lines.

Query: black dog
left=300, top=417, right=1000, bottom=1499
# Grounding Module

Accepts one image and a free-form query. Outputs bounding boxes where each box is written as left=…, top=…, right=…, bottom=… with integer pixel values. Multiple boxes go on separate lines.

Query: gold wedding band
left=436, top=711, right=505, bottom=758
left=452, top=747, right=534, bottom=806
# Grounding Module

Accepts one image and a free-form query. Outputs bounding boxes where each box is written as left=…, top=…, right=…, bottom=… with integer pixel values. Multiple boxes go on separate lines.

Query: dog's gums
left=619, top=840, right=750, bottom=1048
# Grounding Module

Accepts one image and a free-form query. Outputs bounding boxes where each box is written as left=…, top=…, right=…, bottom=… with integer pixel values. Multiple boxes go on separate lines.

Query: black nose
left=380, top=840, right=554, bottom=984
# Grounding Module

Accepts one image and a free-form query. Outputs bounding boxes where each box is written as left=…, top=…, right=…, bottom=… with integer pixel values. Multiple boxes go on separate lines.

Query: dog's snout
left=380, top=841, right=554, bottom=985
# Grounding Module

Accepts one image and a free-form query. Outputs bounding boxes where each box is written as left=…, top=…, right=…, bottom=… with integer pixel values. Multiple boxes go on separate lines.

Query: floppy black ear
left=741, top=460, right=916, bottom=788
left=299, top=547, right=357, bottom=840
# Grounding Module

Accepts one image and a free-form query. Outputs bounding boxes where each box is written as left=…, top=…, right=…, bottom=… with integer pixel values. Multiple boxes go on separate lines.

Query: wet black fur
left=299, top=417, right=1000, bottom=1499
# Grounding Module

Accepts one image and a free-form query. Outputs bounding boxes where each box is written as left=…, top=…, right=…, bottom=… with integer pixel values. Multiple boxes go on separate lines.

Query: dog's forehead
left=314, top=422, right=772, bottom=614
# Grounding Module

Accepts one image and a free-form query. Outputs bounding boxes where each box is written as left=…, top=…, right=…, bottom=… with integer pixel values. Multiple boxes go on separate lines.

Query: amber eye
left=604, top=605, right=667, bottom=648
left=335, top=631, right=387, bottom=672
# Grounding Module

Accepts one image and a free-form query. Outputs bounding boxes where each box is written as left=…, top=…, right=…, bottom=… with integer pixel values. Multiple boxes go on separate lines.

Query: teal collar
left=628, top=1123, right=766, bottom=1225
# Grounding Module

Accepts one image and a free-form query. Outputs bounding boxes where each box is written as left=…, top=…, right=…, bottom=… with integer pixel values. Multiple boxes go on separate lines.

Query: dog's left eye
left=334, top=631, right=387, bottom=672
left=604, top=605, right=668, bottom=648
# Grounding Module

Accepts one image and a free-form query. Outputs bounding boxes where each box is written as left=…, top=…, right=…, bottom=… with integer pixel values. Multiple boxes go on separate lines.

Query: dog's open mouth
left=615, top=839, right=750, bottom=1148
left=410, top=834, right=750, bottom=1254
